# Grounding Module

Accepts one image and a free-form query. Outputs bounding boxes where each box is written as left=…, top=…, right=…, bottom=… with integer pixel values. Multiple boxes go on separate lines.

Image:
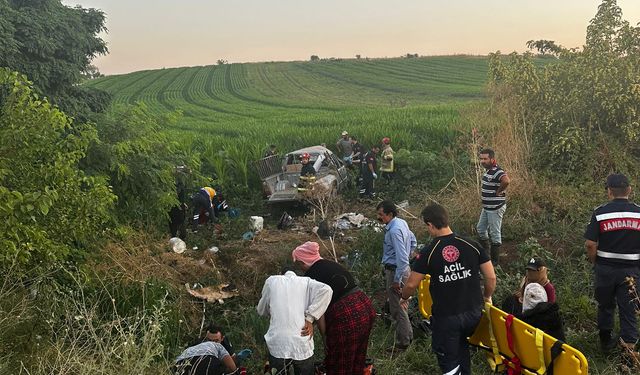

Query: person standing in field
left=359, top=145, right=379, bottom=199
left=477, top=148, right=510, bottom=265
left=350, top=136, right=363, bottom=169
left=584, top=173, right=640, bottom=356
left=401, top=202, right=496, bottom=375
left=292, top=241, right=376, bottom=375
left=377, top=200, right=416, bottom=353
left=257, top=268, right=332, bottom=375
left=380, top=137, right=395, bottom=182
left=336, top=131, right=353, bottom=166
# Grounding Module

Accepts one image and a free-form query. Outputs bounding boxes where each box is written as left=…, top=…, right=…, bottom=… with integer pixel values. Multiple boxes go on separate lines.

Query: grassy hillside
left=85, top=56, right=488, bottom=153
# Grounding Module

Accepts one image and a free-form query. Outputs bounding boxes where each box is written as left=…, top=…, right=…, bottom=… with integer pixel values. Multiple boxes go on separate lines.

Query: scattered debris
left=169, top=237, right=186, bottom=254
left=208, top=246, right=219, bottom=253
left=242, top=231, right=255, bottom=241
left=228, top=208, right=241, bottom=219
left=250, top=216, right=264, bottom=232
left=397, top=200, right=409, bottom=209
left=186, top=283, right=239, bottom=304
left=192, top=246, right=198, bottom=251
left=333, top=212, right=382, bottom=231
left=277, top=212, right=294, bottom=230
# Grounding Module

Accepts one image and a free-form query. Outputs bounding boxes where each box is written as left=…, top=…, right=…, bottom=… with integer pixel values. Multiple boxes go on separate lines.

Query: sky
left=61, top=0, right=640, bottom=75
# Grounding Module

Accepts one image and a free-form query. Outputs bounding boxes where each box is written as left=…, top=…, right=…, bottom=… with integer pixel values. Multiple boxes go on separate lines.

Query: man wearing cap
left=257, top=266, right=332, bottom=375
left=377, top=200, right=417, bottom=353
left=401, top=202, right=496, bottom=375
left=292, top=242, right=376, bottom=375
left=585, top=173, right=640, bottom=354
left=380, top=137, right=395, bottom=182
left=336, top=131, right=353, bottom=166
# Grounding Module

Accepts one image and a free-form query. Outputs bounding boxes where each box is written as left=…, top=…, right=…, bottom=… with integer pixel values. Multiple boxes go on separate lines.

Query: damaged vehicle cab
left=255, top=146, right=350, bottom=203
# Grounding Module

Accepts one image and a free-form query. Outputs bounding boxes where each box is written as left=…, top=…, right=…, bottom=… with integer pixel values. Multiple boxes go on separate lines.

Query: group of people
left=335, top=131, right=395, bottom=199
left=173, top=143, right=640, bottom=374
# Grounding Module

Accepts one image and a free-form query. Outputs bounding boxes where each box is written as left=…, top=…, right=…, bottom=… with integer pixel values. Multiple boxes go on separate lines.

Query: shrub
left=0, top=69, right=115, bottom=274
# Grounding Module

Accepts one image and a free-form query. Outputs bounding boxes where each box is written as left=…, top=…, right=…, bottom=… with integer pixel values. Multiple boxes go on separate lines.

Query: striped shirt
left=481, top=165, right=507, bottom=210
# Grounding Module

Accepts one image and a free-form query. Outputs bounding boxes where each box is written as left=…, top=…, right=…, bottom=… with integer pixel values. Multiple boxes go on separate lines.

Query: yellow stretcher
left=417, top=275, right=589, bottom=374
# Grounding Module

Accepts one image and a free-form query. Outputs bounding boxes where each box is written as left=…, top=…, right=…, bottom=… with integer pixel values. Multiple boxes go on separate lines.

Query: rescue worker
left=191, top=187, right=217, bottom=231
left=380, top=137, right=395, bottom=182
left=585, top=173, right=640, bottom=355
left=359, top=146, right=379, bottom=199
left=211, top=186, right=229, bottom=218
left=401, top=202, right=496, bottom=375
left=298, top=153, right=316, bottom=192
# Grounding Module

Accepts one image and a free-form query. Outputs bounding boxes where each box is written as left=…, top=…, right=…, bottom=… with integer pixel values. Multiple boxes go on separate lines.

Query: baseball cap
left=525, top=257, right=545, bottom=270
left=341, top=131, right=348, bottom=136
left=606, top=173, right=630, bottom=189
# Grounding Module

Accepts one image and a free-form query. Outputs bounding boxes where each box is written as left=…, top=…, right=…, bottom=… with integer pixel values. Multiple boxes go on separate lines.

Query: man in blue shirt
left=377, top=200, right=417, bottom=353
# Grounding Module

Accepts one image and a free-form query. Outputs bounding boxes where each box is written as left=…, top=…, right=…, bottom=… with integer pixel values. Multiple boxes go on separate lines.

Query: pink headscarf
left=292, top=241, right=322, bottom=266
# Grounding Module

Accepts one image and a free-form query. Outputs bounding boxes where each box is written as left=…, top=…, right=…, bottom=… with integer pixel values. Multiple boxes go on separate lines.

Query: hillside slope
left=85, top=57, right=488, bottom=149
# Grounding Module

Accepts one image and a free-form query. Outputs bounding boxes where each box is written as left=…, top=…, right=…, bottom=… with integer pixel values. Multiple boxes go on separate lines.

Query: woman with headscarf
left=292, top=242, right=376, bottom=375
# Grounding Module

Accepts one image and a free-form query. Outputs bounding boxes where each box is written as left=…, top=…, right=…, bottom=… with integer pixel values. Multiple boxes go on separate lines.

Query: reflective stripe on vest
left=596, top=250, right=640, bottom=261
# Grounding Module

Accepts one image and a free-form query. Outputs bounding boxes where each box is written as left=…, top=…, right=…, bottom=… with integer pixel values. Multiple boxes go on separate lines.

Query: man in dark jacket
left=359, top=145, right=379, bottom=199
left=520, top=302, right=566, bottom=342
left=518, top=283, right=566, bottom=341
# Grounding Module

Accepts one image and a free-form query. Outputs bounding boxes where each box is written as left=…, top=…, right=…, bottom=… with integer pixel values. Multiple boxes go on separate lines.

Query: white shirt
left=256, top=271, right=332, bottom=361
left=175, top=341, right=229, bottom=363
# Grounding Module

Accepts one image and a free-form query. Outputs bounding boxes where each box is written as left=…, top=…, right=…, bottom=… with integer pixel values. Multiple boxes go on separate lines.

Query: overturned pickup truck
left=255, top=146, right=350, bottom=203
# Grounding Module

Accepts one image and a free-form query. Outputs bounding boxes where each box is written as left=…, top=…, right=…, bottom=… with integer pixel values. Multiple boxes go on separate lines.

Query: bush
left=488, top=0, right=640, bottom=182
left=83, top=104, right=198, bottom=228
left=0, top=69, right=115, bottom=274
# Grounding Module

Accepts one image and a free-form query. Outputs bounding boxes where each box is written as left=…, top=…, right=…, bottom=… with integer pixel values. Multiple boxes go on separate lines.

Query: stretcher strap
left=485, top=304, right=503, bottom=371
left=534, top=328, right=546, bottom=374
left=503, top=314, right=522, bottom=375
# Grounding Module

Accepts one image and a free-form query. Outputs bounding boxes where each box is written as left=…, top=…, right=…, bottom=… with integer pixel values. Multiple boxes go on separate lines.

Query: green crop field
left=86, top=56, right=489, bottom=153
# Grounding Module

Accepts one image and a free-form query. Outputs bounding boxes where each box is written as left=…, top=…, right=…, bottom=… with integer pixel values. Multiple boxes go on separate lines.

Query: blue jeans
left=476, top=205, right=506, bottom=245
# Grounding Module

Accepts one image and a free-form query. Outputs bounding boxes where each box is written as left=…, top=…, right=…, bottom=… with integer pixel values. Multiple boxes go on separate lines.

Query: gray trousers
left=385, top=269, right=413, bottom=347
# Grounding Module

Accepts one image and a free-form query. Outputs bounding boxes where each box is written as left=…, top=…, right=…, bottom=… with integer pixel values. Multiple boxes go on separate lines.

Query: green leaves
left=0, top=68, right=115, bottom=274
left=488, top=0, right=640, bottom=181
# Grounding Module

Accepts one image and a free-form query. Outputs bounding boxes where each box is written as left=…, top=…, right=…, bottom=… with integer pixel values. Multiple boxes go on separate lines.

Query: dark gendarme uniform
left=585, top=198, right=640, bottom=344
